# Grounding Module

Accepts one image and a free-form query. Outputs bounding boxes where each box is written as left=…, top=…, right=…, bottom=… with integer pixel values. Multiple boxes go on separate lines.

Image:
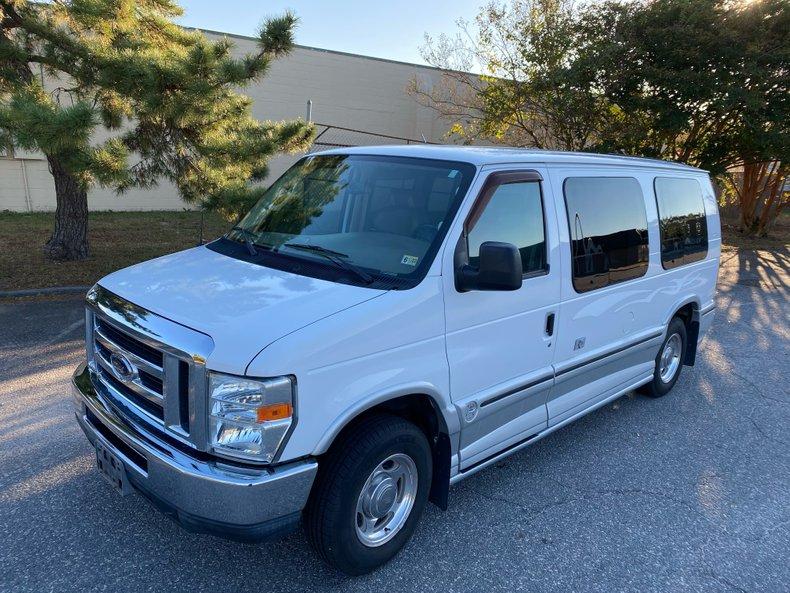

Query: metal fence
left=310, top=122, right=436, bottom=152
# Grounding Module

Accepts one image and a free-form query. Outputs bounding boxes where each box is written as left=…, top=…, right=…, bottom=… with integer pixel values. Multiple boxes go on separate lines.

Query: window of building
left=564, top=177, right=649, bottom=292
left=654, top=177, right=708, bottom=269
left=467, top=181, right=547, bottom=275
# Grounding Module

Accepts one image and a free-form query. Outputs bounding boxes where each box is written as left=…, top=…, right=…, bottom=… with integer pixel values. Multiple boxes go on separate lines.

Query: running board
left=449, top=373, right=653, bottom=485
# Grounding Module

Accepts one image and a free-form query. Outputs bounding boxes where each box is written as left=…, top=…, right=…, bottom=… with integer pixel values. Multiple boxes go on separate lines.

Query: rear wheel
left=641, top=317, right=687, bottom=397
left=304, top=414, right=432, bottom=575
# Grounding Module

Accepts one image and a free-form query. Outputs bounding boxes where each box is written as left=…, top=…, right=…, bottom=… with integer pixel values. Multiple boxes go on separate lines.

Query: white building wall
left=0, top=159, right=29, bottom=211
left=0, top=31, right=453, bottom=212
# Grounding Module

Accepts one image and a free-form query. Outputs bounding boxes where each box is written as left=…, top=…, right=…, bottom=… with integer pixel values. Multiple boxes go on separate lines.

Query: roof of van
left=315, top=145, right=707, bottom=173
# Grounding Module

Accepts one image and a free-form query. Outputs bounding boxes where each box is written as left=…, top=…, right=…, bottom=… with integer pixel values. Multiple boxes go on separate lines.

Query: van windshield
left=221, top=154, right=477, bottom=288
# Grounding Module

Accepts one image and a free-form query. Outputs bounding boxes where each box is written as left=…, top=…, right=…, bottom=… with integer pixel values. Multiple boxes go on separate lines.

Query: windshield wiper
left=229, top=226, right=259, bottom=256
left=229, top=226, right=276, bottom=256
left=281, top=243, right=374, bottom=284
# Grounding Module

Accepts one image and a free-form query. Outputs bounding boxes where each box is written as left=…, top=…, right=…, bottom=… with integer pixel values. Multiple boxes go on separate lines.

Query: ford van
left=72, top=146, right=719, bottom=574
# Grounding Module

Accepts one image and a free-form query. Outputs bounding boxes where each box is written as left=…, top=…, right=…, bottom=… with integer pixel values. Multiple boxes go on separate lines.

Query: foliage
left=412, top=0, right=606, bottom=150
left=0, top=0, right=314, bottom=259
left=414, top=0, right=788, bottom=235
left=575, top=0, right=788, bottom=171
left=576, top=0, right=788, bottom=235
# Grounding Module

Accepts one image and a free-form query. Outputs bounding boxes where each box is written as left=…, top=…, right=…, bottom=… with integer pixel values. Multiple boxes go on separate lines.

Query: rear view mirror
left=456, top=241, right=523, bottom=292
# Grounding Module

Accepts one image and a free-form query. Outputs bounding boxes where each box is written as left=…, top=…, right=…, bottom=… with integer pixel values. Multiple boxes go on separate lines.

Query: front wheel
left=641, top=317, right=687, bottom=398
left=304, top=414, right=432, bottom=575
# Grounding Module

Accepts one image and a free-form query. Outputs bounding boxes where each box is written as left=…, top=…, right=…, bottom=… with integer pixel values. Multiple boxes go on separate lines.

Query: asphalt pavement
left=1, top=248, right=788, bottom=593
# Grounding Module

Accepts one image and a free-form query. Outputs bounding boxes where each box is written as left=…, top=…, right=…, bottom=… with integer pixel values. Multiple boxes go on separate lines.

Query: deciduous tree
left=415, top=0, right=788, bottom=236
left=412, top=0, right=607, bottom=150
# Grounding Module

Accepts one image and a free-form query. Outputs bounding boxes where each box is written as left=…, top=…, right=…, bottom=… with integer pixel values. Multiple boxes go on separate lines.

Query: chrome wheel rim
left=659, top=333, right=682, bottom=383
left=354, top=453, right=418, bottom=547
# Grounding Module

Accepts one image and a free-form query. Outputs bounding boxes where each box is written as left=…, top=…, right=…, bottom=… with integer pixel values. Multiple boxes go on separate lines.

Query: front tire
left=641, top=317, right=687, bottom=397
left=304, top=414, right=432, bottom=575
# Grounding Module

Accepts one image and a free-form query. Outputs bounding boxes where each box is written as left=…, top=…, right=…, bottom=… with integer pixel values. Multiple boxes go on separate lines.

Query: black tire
left=640, top=317, right=687, bottom=398
left=304, top=413, right=432, bottom=575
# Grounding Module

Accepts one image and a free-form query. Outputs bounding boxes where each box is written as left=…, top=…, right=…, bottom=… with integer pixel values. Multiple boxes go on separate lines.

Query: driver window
left=467, top=181, right=547, bottom=275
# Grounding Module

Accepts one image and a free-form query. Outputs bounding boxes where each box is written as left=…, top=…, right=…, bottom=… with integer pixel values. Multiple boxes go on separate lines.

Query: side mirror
left=456, top=241, right=523, bottom=292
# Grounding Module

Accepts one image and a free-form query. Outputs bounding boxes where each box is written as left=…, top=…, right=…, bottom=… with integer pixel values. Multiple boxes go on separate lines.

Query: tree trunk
left=756, top=164, right=787, bottom=237
left=731, top=161, right=787, bottom=238
left=44, top=155, right=90, bottom=261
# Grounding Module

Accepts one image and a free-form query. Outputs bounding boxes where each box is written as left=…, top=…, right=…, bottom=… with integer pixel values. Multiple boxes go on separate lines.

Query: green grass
left=0, top=211, right=230, bottom=291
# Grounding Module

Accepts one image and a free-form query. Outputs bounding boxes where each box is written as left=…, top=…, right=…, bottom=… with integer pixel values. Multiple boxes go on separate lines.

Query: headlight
left=208, top=372, right=295, bottom=463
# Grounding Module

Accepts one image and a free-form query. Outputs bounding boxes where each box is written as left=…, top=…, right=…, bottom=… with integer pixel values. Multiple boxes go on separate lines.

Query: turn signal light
left=256, top=403, right=293, bottom=422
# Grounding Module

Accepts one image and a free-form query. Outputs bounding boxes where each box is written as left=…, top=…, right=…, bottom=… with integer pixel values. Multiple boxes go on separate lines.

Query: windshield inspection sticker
left=401, top=255, right=419, bottom=267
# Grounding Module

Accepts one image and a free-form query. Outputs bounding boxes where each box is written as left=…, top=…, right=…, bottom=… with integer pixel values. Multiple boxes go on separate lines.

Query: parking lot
left=1, top=247, right=788, bottom=593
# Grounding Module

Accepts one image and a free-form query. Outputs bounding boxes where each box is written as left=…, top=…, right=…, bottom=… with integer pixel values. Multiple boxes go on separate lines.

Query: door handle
left=545, top=312, right=555, bottom=337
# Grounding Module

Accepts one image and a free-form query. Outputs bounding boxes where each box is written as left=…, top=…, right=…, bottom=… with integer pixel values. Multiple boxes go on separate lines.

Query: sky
left=176, top=0, right=482, bottom=66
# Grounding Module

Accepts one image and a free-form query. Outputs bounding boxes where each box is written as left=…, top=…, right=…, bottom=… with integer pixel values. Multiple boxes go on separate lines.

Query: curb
left=0, top=285, right=90, bottom=298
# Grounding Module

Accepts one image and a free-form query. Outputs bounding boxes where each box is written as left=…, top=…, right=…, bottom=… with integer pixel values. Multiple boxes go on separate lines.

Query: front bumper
left=72, top=363, right=318, bottom=541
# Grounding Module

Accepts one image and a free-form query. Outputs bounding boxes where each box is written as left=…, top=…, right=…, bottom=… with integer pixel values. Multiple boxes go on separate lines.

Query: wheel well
left=672, top=302, right=699, bottom=366
left=322, top=394, right=452, bottom=510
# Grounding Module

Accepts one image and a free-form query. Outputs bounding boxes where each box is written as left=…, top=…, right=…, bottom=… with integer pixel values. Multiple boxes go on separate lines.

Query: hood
left=98, top=246, right=386, bottom=373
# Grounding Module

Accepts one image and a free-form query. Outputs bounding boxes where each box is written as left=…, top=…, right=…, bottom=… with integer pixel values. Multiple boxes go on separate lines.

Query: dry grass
left=0, top=211, right=230, bottom=291
left=719, top=213, right=790, bottom=253
left=1, top=210, right=787, bottom=292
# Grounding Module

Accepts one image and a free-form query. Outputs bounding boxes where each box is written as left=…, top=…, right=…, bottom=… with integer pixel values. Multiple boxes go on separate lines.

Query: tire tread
left=641, top=316, right=687, bottom=398
left=304, top=413, right=426, bottom=571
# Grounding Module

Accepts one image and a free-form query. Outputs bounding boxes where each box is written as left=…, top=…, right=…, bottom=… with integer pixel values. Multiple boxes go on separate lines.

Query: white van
left=73, top=146, right=719, bottom=574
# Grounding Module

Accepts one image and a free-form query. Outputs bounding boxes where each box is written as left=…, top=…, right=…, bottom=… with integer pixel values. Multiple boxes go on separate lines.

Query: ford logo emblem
left=109, top=352, right=136, bottom=382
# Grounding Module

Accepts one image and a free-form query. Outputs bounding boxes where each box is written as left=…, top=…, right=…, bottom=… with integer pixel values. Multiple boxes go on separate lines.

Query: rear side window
left=467, top=181, right=547, bottom=275
left=564, top=177, right=649, bottom=293
left=654, top=177, right=708, bottom=269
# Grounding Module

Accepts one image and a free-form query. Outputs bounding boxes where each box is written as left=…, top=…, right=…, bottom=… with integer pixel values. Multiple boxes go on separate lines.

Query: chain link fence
left=310, top=123, right=437, bottom=152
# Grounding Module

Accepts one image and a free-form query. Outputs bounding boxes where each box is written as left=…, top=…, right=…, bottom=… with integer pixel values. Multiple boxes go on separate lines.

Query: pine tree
left=0, top=0, right=314, bottom=260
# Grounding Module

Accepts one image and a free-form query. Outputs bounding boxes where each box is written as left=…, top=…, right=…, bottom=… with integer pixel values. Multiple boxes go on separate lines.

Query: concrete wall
left=1, top=31, right=453, bottom=212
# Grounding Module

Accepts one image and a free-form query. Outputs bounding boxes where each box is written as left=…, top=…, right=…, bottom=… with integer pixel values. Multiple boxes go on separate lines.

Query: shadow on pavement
left=0, top=249, right=788, bottom=593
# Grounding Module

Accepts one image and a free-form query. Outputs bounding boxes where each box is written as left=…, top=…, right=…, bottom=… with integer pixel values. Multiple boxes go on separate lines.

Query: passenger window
left=467, top=181, right=547, bottom=275
left=654, top=177, right=708, bottom=269
left=564, top=177, right=649, bottom=292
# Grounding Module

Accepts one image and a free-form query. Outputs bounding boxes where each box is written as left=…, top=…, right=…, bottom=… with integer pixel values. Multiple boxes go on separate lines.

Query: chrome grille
left=95, top=318, right=163, bottom=367
left=85, top=285, right=214, bottom=450
left=93, top=319, right=165, bottom=412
